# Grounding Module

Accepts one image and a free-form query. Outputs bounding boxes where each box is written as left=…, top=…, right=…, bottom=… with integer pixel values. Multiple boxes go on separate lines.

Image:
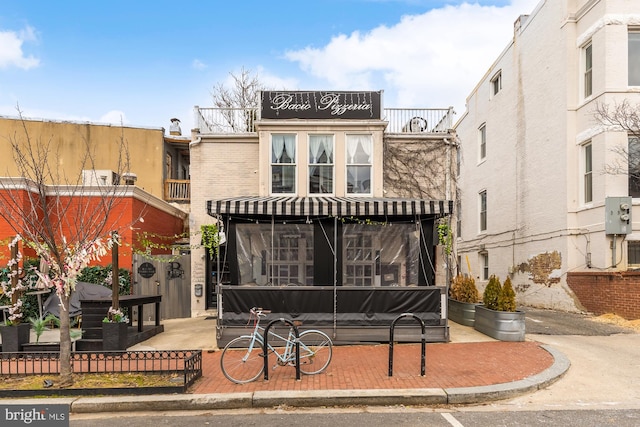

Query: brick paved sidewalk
left=191, top=341, right=553, bottom=394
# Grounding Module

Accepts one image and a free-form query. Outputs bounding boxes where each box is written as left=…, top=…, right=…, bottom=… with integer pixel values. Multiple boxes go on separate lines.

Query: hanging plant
left=201, top=224, right=220, bottom=260
left=437, top=220, right=453, bottom=256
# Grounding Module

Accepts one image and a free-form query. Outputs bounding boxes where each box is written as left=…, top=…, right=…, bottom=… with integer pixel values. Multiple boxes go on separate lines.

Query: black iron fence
left=0, top=350, right=202, bottom=390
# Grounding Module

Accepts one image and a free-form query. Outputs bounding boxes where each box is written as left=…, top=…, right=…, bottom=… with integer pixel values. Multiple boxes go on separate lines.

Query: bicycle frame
left=242, top=323, right=301, bottom=365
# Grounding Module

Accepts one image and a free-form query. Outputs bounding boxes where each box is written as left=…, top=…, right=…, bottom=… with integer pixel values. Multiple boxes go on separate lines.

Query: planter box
left=21, top=342, right=60, bottom=352
left=102, top=322, right=128, bottom=351
left=448, top=298, right=479, bottom=327
left=0, top=323, right=31, bottom=352
left=474, top=305, right=525, bottom=342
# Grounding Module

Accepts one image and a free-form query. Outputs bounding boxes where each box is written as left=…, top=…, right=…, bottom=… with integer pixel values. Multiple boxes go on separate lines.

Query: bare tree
left=207, top=67, right=269, bottom=132
left=0, top=107, right=133, bottom=387
left=594, top=100, right=640, bottom=189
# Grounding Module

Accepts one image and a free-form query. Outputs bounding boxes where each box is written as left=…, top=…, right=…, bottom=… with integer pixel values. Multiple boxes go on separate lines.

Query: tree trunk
left=58, top=293, right=73, bottom=387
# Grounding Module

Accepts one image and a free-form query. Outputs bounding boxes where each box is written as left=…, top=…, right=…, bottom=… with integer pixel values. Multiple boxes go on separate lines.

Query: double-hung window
left=479, top=123, right=487, bottom=161
left=584, top=142, right=593, bottom=203
left=346, top=134, right=372, bottom=194
left=629, top=30, right=640, bottom=86
left=481, top=252, right=489, bottom=280
left=479, top=190, right=487, bottom=232
left=491, top=71, right=502, bottom=96
left=628, top=241, right=640, bottom=266
left=271, top=134, right=296, bottom=194
left=629, top=137, right=640, bottom=198
left=584, top=43, right=593, bottom=97
left=308, top=134, right=334, bottom=194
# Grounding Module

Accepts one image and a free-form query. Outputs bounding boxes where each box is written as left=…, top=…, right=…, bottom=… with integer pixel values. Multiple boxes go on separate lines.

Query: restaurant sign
left=261, top=91, right=381, bottom=120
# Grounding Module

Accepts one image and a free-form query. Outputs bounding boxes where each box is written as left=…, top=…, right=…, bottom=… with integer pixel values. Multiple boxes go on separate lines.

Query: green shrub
left=482, top=275, right=502, bottom=310
left=449, top=274, right=479, bottom=303
left=498, top=276, right=517, bottom=312
left=78, top=265, right=131, bottom=295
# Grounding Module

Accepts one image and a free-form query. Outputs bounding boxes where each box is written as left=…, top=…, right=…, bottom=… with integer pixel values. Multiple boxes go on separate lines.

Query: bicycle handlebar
left=250, top=307, right=271, bottom=317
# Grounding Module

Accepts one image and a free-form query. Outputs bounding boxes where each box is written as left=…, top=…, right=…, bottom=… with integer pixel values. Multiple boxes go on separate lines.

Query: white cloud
left=192, top=59, right=207, bottom=70
left=99, top=110, right=129, bottom=125
left=0, top=26, right=40, bottom=70
left=284, top=0, right=540, bottom=115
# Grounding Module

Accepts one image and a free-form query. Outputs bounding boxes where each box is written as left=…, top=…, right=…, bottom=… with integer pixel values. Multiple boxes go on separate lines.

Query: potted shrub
left=474, top=276, right=525, bottom=341
left=447, top=274, right=480, bottom=326
left=0, top=236, right=31, bottom=353
left=21, top=314, right=61, bottom=352
left=102, top=306, right=129, bottom=351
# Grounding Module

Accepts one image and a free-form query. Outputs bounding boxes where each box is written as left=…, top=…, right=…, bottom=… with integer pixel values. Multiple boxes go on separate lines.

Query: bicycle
left=220, top=307, right=333, bottom=384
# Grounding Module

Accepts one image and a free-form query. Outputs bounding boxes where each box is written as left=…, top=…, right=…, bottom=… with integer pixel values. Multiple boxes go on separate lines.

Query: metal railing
left=164, top=179, right=190, bottom=202
left=0, top=350, right=203, bottom=389
left=383, top=107, right=455, bottom=134
left=194, top=107, right=455, bottom=134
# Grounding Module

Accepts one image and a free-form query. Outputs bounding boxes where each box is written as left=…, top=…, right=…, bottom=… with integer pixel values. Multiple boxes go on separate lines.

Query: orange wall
left=0, top=189, right=185, bottom=270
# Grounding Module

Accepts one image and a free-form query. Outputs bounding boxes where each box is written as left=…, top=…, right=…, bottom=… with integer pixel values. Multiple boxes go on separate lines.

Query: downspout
left=333, top=216, right=338, bottom=340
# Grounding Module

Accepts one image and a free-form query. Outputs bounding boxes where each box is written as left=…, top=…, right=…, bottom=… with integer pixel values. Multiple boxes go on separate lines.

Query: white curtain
left=310, top=135, right=333, bottom=164
left=272, top=135, right=296, bottom=163
left=347, top=135, right=372, bottom=164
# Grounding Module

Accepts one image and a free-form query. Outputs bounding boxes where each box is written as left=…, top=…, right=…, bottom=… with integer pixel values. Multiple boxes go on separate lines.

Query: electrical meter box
left=605, top=196, right=632, bottom=235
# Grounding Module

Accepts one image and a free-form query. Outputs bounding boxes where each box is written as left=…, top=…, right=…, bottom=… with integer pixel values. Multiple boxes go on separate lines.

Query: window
left=344, top=231, right=374, bottom=286
left=346, top=134, right=372, bottom=194
left=481, top=252, right=489, bottom=280
left=584, top=142, right=593, bottom=203
left=456, top=199, right=462, bottom=238
left=584, top=43, right=593, bottom=97
left=343, top=224, right=419, bottom=287
left=629, top=31, right=640, bottom=86
left=479, top=123, right=487, bottom=160
left=629, top=137, right=640, bottom=198
left=308, top=134, right=334, bottom=194
left=269, top=230, right=313, bottom=285
left=271, top=134, right=296, bottom=194
left=628, top=241, right=640, bottom=266
left=491, top=71, right=502, bottom=96
left=479, top=190, right=487, bottom=232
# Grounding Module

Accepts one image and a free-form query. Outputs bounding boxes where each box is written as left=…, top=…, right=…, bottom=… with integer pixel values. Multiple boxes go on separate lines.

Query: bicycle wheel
left=297, top=330, right=333, bottom=375
left=220, top=336, right=264, bottom=384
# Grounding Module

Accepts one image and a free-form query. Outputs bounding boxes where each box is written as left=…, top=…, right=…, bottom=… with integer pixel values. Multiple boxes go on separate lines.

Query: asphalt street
left=523, top=306, right=634, bottom=336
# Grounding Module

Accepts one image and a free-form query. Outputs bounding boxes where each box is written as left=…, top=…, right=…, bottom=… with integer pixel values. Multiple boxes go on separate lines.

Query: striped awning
left=207, top=196, right=453, bottom=217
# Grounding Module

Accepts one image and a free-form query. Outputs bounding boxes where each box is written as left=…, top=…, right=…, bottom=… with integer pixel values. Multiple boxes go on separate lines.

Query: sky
left=0, top=0, right=540, bottom=133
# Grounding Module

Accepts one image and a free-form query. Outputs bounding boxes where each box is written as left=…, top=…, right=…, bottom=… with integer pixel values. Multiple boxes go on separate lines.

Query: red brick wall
left=0, top=189, right=185, bottom=270
left=567, top=271, right=640, bottom=320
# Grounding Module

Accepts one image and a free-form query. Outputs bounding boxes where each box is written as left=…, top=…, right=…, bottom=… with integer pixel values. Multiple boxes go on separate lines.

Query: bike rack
left=388, top=313, right=426, bottom=377
left=263, top=318, right=301, bottom=381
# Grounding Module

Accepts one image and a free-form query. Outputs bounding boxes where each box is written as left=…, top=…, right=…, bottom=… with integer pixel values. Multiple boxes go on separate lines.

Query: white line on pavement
left=442, top=412, right=464, bottom=427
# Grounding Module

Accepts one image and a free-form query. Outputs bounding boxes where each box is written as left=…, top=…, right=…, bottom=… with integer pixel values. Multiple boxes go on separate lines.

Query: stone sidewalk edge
left=58, top=344, right=571, bottom=413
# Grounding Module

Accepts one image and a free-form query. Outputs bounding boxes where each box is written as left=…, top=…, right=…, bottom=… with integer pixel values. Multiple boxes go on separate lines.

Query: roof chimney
left=169, top=118, right=182, bottom=136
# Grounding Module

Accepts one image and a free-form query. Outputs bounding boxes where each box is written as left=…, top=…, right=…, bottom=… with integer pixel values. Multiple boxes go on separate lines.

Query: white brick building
left=455, top=0, right=640, bottom=313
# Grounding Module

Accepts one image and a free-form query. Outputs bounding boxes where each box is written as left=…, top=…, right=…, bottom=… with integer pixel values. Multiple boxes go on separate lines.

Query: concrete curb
left=70, top=393, right=254, bottom=413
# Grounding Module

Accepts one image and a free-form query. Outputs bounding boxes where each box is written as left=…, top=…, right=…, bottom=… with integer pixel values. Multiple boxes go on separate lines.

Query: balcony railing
left=165, top=179, right=190, bottom=202
left=194, top=106, right=455, bottom=134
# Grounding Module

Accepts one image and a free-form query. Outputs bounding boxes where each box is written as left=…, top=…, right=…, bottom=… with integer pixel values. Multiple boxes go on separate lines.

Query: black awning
left=207, top=196, right=453, bottom=217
